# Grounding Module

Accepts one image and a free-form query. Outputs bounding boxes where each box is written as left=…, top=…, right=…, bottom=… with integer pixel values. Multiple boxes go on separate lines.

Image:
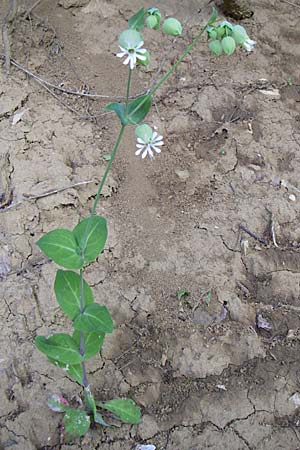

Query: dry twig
left=2, top=0, right=18, bottom=73
left=281, top=0, right=300, bottom=9
left=0, top=179, right=95, bottom=213
left=24, top=0, right=45, bottom=19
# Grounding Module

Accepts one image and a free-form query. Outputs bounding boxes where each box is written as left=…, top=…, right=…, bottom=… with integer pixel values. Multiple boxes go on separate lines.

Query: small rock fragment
left=135, top=446, right=156, bottom=450
left=175, top=169, right=190, bottom=182
left=289, top=393, right=300, bottom=408
left=256, top=314, right=272, bottom=331
left=58, top=0, right=90, bottom=8
left=289, top=194, right=296, bottom=202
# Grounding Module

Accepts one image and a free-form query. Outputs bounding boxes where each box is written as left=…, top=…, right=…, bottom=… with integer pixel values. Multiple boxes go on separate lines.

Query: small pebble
left=289, top=194, right=296, bottom=202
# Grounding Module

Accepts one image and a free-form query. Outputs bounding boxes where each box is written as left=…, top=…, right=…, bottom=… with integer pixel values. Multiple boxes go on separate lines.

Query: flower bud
left=146, top=15, right=158, bottom=29
left=135, top=124, right=153, bottom=142
left=209, top=40, right=223, bottom=56
left=147, top=7, right=161, bottom=29
left=232, top=25, right=248, bottom=45
left=137, top=50, right=150, bottom=66
left=208, top=29, right=218, bottom=40
left=163, top=18, right=182, bottom=36
left=217, top=26, right=225, bottom=38
left=119, top=29, right=143, bottom=50
left=221, top=36, right=236, bottom=55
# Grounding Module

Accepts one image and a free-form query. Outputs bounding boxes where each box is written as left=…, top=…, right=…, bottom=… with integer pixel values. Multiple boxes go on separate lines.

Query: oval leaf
left=35, top=334, right=83, bottom=365
left=126, top=94, right=152, bottom=125
left=37, top=229, right=83, bottom=269
left=72, top=330, right=105, bottom=359
left=73, top=304, right=114, bottom=334
left=63, top=409, right=90, bottom=436
left=73, top=216, right=107, bottom=265
left=48, top=358, right=84, bottom=385
left=128, top=7, right=145, bottom=31
left=97, top=398, right=141, bottom=424
left=105, top=102, right=127, bottom=125
left=54, top=270, right=94, bottom=320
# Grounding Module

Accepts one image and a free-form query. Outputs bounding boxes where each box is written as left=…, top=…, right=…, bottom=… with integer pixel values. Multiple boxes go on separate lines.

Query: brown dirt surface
left=1, top=0, right=300, bottom=449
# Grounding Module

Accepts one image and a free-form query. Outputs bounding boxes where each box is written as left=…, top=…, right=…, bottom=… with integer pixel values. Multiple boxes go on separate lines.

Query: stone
left=58, top=0, right=90, bottom=7
left=138, top=415, right=159, bottom=440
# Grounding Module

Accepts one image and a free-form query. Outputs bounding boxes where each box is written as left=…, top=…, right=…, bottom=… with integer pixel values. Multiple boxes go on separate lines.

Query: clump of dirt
left=1, top=0, right=300, bottom=449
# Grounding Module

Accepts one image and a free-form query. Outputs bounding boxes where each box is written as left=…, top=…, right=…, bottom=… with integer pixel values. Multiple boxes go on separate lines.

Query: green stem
left=79, top=269, right=89, bottom=389
left=149, top=24, right=208, bottom=97
left=90, top=125, right=125, bottom=217
left=125, top=67, right=132, bottom=110
left=128, top=22, right=209, bottom=120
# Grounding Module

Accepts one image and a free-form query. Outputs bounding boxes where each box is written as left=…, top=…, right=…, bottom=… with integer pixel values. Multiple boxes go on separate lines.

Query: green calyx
left=221, top=36, right=236, bottom=55
left=232, top=25, right=248, bottom=45
left=119, top=29, right=143, bottom=50
left=209, top=40, right=223, bottom=56
left=147, top=7, right=161, bottom=29
left=137, top=50, right=150, bottom=66
left=135, top=124, right=153, bottom=142
left=146, top=15, right=158, bottom=29
left=163, top=17, right=182, bottom=36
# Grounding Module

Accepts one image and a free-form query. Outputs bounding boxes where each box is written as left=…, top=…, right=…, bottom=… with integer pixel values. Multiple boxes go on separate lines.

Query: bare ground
left=1, top=0, right=300, bottom=449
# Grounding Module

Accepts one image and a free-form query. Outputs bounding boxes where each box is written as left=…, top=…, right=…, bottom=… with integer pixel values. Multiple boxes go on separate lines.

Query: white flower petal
left=123, top=55, right=130, bottom=66
left=148, top=147, right=154, bottom=159
left=136, top=41, right=144, bottom=49
left=142, top=148, right=148, bottom=159
left=153, top=135, right=163, bottom=142
left=136, top=144, right=145, bottom=149
left=153, top=141, right=164, bottom=147
left=151, top=145, right=161, bottom=153
left=137, top=54, right=146, bottom=61
left=137, top=137, right=146, bottom=144
left=135, top=148, right=143, bottom=156
left=137, top=48, right=147, bottom=54
left=116, top=52, right=126, bottom=58
left=118, top=46, right=127, bottom=52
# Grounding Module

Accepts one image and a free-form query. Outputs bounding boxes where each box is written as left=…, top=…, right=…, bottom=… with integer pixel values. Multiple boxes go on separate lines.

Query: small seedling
left=34, top=5, right=254, bottom=439
left=177, top=289, right=191, bottom=305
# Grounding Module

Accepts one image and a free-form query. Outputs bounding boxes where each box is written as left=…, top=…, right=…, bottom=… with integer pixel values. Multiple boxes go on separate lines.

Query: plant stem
left=125, top=67, right=132, bottom=110
left=79, top=268, right=89, bottom=389
left=149, top=24, right=208, bottom=97
left=127, top=21, right=209, bottom=120
left=90, top=66, right=132, bottom=217
left=90, top=125, right=125, bottom=217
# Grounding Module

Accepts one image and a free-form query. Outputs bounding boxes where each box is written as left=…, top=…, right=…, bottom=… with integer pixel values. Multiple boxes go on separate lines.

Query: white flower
left=243, top=38, right=256, bottom=52
left=135, top=131, right=164, bottom=159
left=117, top=41, right=147, bottom=70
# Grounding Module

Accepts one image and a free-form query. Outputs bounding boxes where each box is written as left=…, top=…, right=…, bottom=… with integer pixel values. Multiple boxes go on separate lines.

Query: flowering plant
left=34, top=5, right=255, bottom=440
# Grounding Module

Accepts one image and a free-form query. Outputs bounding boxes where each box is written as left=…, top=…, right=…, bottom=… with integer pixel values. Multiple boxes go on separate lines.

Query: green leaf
left=128, top=7, right=145, bottom=31
left=208, top=6, right=218, bottom=25
left=97, top=398, right=141, bottom=424
left=35, top=334, right=83, bottom=365
left=37, top=229, right=83, bottom=270
left=54, top=270, right=94, bottom=320
left=177, top=289, right=190, bottom=302
left=63, top=409, right=90, bottom=436
left=84, top=388, right=97, bottom=417
left=102, top=154, right=112, bottom=161
left=73, top=216, right=107, bottom=264
left=94, top=412, right=110, bottom=427
left=73, top=304, right=114, bottom=334
left=126, top=94, right=152, bottom=125
left=73, top=330, right=105, bottom=359
left=105, top=102, right=127, bottom=125
left=48, top=358, right=84, bottom=385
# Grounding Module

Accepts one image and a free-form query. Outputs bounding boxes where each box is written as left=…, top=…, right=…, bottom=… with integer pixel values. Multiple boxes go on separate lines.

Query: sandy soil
left=1, top=0, right=300, bottom=448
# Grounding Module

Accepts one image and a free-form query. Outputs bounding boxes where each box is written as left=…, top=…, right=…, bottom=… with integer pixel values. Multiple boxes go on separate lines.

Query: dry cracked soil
left=1, top=0, right=300, bottom=449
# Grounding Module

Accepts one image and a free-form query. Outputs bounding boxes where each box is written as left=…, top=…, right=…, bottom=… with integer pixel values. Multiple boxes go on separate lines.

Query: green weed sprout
left=34, top=6, right=255, bottom=440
